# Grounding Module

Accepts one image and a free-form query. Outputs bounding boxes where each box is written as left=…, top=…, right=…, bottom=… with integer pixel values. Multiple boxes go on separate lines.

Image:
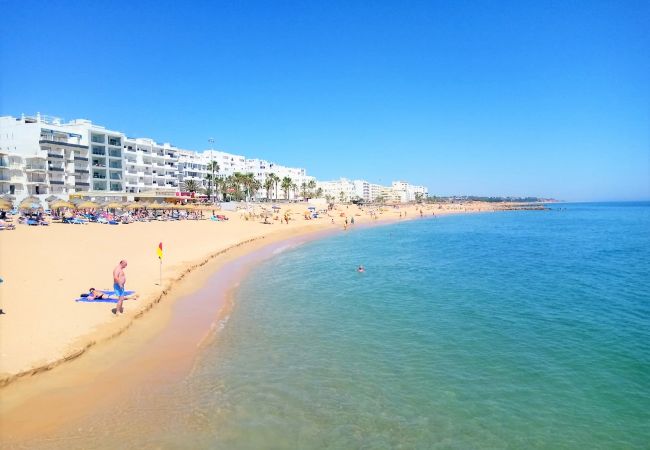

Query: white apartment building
left=391, top=181, right=429, bottom=202
left=317, top=178, right=357, bottom=202
left=0, top=113, right=426, bottom=204
left=199, top=150, right=247, bottom=179
left=0, top=114, right=113, bottom=198
left=317, top=178, right=428, bottom=203
left=121, top=137, right=181, bottom=194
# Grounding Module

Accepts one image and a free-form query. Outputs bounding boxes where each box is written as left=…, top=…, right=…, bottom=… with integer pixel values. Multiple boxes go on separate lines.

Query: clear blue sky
left=1, top=0, right=648, bottom=200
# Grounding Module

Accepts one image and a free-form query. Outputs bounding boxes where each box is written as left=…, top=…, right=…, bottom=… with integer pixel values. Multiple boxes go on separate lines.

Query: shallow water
left=20, top=203, right=650, bottom=449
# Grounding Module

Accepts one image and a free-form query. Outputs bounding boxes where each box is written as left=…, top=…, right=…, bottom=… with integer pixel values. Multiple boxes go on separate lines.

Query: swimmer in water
left=357, top=265, right=365, bottom=273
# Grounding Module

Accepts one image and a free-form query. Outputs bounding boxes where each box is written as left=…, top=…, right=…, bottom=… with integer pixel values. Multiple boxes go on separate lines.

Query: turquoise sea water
left=26, top=203, right=650, bottom=449
left=173, top=202, right=649, bottom=448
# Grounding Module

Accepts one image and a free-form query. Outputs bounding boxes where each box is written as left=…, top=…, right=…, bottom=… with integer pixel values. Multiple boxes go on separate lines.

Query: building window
left=91, top=134, right=105, bottom=143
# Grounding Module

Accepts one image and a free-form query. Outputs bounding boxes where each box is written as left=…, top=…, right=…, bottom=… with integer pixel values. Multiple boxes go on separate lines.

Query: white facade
left=391, top=181, right=428, bottom=202
left=317, top=178, right=429, bottom=203
left=0, top=113, right=427, bottom=204
left=317, top=178, right=357, bottom=202
left=0, top=114, right=314, bottom=203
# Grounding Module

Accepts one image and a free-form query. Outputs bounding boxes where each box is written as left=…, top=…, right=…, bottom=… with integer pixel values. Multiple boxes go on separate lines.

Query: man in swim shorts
left=113, top=259, right=128, bottom=314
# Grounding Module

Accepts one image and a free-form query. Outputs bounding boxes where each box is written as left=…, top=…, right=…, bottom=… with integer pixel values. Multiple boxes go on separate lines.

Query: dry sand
left=0, top=202, right=504, bottom=386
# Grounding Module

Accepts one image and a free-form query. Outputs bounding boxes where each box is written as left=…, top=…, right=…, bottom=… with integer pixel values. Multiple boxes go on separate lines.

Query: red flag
left=157, top=242, right=163, bottom=260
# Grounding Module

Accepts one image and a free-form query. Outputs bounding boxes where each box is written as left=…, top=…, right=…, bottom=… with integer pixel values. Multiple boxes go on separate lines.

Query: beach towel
left=75, top=290, right=136, bottom=303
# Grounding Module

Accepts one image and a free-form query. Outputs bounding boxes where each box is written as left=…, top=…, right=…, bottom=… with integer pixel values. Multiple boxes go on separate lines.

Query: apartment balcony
left=48, top=166, right=64, bottom=172
left=25, top=165, right=47, bottom=172
left=74, top=169, right=90, bottom=174
left=74, top=156, right=89, bottom=162
left=50, top=180, right=65, bottom=185
left=47, top=153, right=64, bottom=159
left=39, top=139, right=88, bottom=150
left=108, top=151, right=122, bottom=159
left=75, top=182, right=90, bottom=188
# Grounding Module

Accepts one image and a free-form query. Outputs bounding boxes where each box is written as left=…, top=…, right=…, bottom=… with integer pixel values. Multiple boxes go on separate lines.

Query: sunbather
left=84, top=287, right=138, bottom=301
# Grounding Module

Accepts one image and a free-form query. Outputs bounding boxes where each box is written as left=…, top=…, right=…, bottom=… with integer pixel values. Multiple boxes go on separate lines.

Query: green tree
left=339, top=191, right=346, bottom=203
left=281, top=176, right=293, bottom=200
left=206, top=161, right=220, bottom=202
left=181, top=179, right=201, bottom=193
left=264, top=174, right=275, bottom=201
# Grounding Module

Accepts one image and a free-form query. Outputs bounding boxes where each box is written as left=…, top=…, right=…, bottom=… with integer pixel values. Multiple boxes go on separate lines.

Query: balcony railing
left=48, top=166, right=64, bottom=172
left=108, top=151, right=122, bottom=158
left=75, top=182, right=90, bottom=187
left=47, top=153, right=64, bottom=159
left=74, top=156, right=89, bottom=162
left=74, top=169, right=90, bottom=174
left=50, top=180, right=65, bottom=185
left=39, top=139, right=88, bottom=149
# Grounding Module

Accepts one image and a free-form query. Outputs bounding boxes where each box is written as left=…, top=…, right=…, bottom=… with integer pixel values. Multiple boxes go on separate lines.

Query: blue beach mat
left=75, top=290, right=136, bottom=303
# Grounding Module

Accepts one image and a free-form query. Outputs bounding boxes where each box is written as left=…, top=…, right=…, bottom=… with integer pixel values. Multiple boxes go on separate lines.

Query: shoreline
left=0, top=203, right=522, bottom=441
left=0, top=224, right=340, bottom=441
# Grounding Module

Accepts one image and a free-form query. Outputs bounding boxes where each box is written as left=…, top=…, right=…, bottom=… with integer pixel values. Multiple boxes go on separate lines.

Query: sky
left=1, top=0, right=648, bottom=201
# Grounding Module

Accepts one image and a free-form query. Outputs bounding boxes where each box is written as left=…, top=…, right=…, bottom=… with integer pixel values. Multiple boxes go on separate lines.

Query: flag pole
left=157, top=242, right=163, bottom=287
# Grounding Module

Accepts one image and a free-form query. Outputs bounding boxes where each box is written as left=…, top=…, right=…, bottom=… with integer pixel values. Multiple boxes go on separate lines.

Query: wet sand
left=0, top=202, right=514, bottom=444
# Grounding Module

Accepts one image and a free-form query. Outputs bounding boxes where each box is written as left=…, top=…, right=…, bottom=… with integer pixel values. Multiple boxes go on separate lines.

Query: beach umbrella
left=2, top=194, right=16, bottom=201
left=104, top=201, right=124, bottom=210
left=50, top=200, right=74, bottom=210
left=19, top=196, right=43, bottom=210
left=0, top=199, right=12, bottom=210
left=76, top=200, right=99, bottom=209
left=45, top=195, right=60, bottom=203
left=150, top=202, right=172, bottom=210
left=124, top=202, right=143, bottom=210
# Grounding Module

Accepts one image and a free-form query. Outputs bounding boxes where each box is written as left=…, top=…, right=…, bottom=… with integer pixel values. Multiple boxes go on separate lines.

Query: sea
left=28, top=202, right=650, bottom=448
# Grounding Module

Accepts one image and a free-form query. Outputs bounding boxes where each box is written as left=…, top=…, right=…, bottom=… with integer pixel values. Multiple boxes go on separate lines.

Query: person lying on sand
left=85, top=288, right=138, bottom=301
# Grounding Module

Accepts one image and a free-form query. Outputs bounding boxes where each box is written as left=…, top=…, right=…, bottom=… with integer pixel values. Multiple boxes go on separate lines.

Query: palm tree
left=281, top=176, right=293, bottom=201
left=240, top=172, right=257, bottom=201
left=206, top=161, right=220, bottom=202
left=315, top=187, right=323, bottom=198
left=268, top=173, right=280, bottom=200
left=339, top=191, right=346, bottom=203
left=291, top=182, right=298, bottom=200
left=307, top=180, right=316, bottom=198
left=250, top=178, right=262, bottom=201
left=264, top=174, right=275, bottom=201
left=300, top=182, right=308, bottom=199
left=181, top=179, right=200, bottom=193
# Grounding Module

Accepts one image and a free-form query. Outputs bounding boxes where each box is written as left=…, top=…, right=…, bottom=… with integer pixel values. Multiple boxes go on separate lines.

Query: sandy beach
left=0, top=202, right=507, bottom=387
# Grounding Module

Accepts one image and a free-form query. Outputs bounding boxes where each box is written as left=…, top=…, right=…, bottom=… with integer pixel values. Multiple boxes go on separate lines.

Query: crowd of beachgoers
left=0, top=196, right=231, bottom=229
